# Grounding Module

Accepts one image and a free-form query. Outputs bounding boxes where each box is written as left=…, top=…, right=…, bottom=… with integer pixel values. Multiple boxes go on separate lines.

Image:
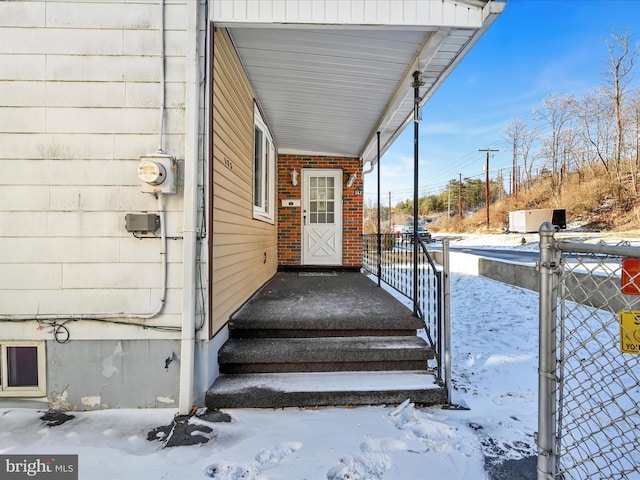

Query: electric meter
left=137, top=160, right=167, bottom=186
left=137, top=153, right=177, bottom=194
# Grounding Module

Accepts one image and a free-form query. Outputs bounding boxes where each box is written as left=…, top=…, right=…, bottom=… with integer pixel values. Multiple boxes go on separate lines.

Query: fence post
left=442, top=238, right=452, bottom=404
left=377, top=232, right=382, bottom=287
left=537, top=222, right=558, bottom=480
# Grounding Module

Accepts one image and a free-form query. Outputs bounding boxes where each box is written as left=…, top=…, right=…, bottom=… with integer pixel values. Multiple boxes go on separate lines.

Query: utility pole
left=511, top=144, right=517, bottom=196
left=458, top=173, right=463, bottom=219
left=479, top=148, right=499, bottom=227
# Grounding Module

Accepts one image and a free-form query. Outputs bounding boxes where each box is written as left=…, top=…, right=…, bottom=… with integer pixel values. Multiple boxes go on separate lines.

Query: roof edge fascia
left=277, top=148, right=360, bottom=159
left=211, top=0, right=496, bottom=29
left=360, top=0, right=506, bottom=170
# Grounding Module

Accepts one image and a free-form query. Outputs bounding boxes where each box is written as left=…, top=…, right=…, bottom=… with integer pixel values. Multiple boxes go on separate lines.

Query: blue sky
left=365, top=0, right=640, bottom=205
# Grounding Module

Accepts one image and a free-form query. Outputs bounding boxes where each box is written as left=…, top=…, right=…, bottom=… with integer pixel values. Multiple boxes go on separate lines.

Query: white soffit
left=212, top=0, right=505, bottom=165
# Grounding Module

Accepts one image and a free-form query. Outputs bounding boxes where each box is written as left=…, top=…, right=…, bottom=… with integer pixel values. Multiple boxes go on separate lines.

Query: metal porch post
left=412, top=71, right=423, bottom=315
left=376, top=131, right=381, bottom=286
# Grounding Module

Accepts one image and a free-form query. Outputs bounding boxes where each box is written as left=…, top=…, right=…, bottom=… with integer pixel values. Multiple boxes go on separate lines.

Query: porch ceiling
left=218, top=1, right=504, bottom=167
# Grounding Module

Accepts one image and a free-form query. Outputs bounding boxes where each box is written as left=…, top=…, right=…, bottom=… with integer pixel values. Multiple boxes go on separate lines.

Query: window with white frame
left=0, top=342, right=46, bottom=397
left=253, top=104, right=275, bottom=223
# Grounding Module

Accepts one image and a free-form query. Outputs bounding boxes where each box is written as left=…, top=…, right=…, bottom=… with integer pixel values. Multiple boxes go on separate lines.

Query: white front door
left=302, top=169, right=343, bottom=266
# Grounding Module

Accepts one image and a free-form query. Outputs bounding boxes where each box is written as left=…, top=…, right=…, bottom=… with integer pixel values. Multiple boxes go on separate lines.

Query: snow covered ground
left=1, top=236, right=543, bottom=480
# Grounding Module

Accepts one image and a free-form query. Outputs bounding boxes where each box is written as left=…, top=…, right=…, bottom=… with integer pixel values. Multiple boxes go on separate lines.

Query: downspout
left=157, top=0, right=166, bottom=153
left=179, top=0, right=201, bottom=415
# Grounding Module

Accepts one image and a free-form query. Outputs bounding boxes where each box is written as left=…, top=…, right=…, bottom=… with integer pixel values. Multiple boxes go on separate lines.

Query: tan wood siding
left=210, top=28, right=277, bottom=335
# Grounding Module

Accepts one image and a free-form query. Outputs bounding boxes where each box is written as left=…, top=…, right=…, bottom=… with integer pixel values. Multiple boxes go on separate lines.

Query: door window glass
left=309, top=176, right=335, bottom=224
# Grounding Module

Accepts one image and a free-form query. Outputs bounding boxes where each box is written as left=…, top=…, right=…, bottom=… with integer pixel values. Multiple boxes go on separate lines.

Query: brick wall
left=278, top=154, right=363, bottom=268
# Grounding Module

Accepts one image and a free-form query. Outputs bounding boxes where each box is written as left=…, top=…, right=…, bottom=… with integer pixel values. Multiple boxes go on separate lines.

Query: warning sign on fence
left=619, top=310, right=640, bottom=354
left=621, top=258, right=640, bottom=294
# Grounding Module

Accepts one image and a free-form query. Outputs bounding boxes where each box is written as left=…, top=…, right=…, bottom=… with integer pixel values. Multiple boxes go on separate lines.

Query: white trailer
left=509, top=209, right=566, bottom=233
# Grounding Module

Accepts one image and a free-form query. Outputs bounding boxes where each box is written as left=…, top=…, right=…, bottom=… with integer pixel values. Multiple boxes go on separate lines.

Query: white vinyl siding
left=0, top=1, right=202, bottom=339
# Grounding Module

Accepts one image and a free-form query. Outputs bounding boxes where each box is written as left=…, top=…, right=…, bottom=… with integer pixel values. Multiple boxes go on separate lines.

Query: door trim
left=301, top=169, right=343, bottom=266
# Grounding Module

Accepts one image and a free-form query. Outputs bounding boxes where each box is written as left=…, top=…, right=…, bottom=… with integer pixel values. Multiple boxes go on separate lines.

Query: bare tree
left=574, top=87, right=615, bottom=175
left=533, top=93, right=577, bottom=196
left=604, top=29, right=638, bottom=189
left=495, top=30, right=640, bottom=209
left=502, top=118, right=523, bottom=196
left=502, top=117, right=538, bottom=192
left=519, top=124, right=537, bottom=189
left=627, top=90, right=640, bottom=193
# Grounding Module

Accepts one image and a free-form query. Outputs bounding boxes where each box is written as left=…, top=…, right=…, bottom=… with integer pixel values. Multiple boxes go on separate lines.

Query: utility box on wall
left=125, top=213, right=160, bottom=234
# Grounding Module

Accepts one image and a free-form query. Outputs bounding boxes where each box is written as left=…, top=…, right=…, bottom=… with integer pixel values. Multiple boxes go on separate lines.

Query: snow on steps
left=206, top=371, right=447, bottom=409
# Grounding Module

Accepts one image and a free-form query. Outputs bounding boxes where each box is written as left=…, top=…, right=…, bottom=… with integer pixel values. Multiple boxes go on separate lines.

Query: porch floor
left=206, top=271, right=447, bottom=408
left=231, top=271, right=419, bottom=330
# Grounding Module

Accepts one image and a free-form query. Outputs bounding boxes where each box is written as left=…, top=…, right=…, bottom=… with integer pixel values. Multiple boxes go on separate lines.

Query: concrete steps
left=205, top=272, right=447, bottom=408
left=228, top=316, right=421, bottom=338
left=206, top=371, right=447, bottom=409
left=218, top=336, right=434, bottom=373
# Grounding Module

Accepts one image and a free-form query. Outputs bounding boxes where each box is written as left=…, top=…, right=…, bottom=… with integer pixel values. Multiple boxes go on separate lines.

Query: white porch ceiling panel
left=212, top=0, right=505, bottom=166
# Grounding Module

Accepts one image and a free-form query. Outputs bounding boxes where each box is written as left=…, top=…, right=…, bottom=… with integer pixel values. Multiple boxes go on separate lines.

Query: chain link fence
left=538, top=223, right=640, bottom=479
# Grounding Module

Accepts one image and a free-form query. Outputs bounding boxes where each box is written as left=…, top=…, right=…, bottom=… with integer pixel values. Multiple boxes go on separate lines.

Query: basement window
left=0, top=342, right=46, bottom=397
left=253, top=104, right=275, bottom=223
